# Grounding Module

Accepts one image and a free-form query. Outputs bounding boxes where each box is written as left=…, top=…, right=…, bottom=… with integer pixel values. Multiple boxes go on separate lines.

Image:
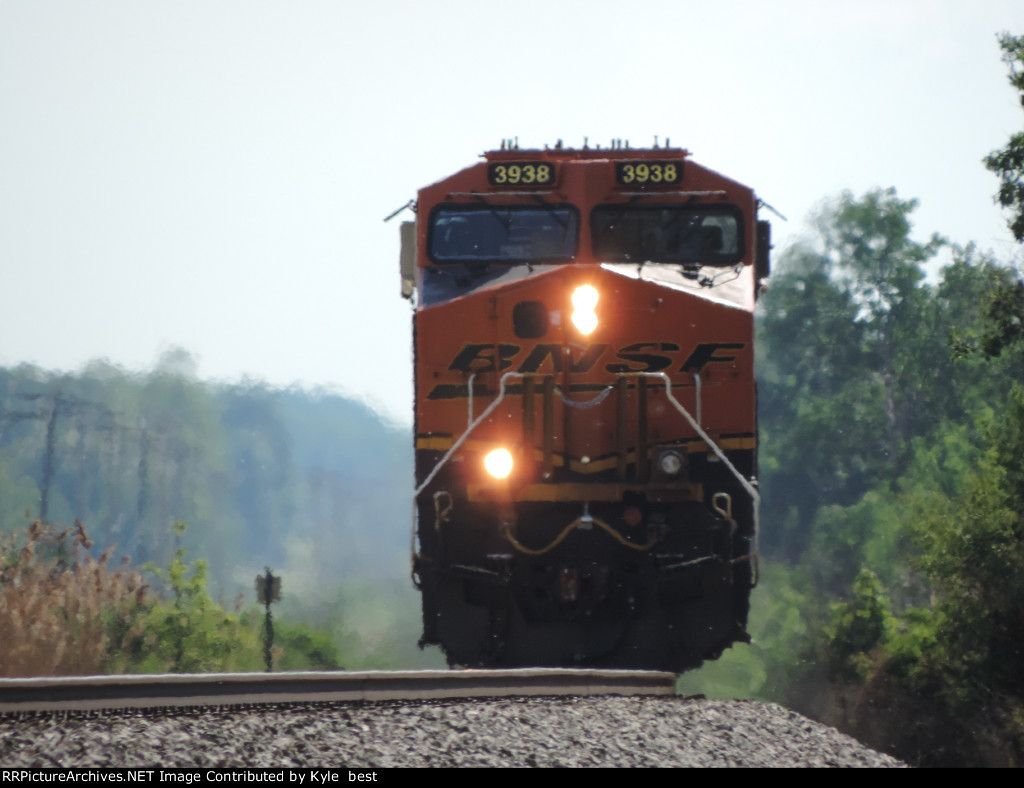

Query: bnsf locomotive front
left=399, top=143, right=769, bottom=671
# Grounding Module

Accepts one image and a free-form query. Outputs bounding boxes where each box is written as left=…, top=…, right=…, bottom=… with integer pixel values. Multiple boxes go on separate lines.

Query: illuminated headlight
left=571, top=284, right=599, bottom=335
left=484, top=448, right=514, bottom=479
left=658, top=450, right=685, bottom=477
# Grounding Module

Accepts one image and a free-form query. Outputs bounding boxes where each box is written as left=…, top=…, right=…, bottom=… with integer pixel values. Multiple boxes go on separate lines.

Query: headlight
left=484, top=448, right=514, bottom=479
left=658, top=450, right=685, bottom=477
left=571, top=284, right=599, bottom=335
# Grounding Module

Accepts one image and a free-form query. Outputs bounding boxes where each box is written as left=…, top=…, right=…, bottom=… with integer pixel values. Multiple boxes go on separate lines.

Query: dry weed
left=0, top=520, right=150, bottom=677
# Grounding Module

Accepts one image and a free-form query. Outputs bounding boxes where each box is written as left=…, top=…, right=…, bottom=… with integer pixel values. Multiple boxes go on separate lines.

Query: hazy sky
left=1, top=0, right=1022, bottom=423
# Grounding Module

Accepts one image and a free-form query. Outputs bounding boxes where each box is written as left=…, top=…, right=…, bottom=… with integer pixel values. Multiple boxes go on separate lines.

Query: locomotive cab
left=404, top=143, right=765, bottom=671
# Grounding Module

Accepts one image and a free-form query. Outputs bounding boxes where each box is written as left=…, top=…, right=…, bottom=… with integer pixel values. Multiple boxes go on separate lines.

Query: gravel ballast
left=0, top=696, right=905, bottom=768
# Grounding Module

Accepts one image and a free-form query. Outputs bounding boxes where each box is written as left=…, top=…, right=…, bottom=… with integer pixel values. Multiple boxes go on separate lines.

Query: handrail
left=415, top=371, right=525, bottom=501
left=411, top=371, right=526, bottom=577
left=645, top=370, right=759, bottom=585
left=411, top=369, right=758, bottom=587
left=693, top=370, right=702, bottom=425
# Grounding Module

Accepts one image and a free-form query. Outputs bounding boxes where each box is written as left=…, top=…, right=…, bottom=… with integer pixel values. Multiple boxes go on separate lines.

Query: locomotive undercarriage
left=414, top=472, right=755, bottom=671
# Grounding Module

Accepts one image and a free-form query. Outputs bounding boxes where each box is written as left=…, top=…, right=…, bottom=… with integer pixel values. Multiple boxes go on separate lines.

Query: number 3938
left=488, top=162, right=554, bottom=186
left=616, top=161, right=682, bottom=185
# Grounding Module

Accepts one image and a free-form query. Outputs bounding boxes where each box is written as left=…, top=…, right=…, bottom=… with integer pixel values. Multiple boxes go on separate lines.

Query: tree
left=823, top=568, right=894, bottom=684
left=984, top=33, right=1024, bottom=242
left=976, top=33, right=1024, bottom=373
left=756, top=189, right=944, bottom=559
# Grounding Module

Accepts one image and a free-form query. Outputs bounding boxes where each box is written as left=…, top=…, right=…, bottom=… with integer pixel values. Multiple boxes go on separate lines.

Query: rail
left=0, top=669, right=678, bottom=713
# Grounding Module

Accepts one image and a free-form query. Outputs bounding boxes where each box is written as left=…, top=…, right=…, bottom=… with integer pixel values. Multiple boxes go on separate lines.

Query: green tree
left=977, top=32, right=1024, bottom=376
left=823, top=568, right=894, bottom=684
left=757, top=189, right=945, bottom=559
left=984, top=32, right=1024, bottom=242
left=911, top=391, right=1024, bottom=695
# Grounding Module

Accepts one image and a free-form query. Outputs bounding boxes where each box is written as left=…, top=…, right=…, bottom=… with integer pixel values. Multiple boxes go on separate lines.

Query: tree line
left=0, top=352, right=437, bottom=675
left=680, top=31, right=1024, bottom=767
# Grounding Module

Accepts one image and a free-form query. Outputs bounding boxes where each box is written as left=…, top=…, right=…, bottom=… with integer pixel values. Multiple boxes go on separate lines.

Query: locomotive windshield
left=428, top=205, right=578, bottom=265
left=591, top=205, right=743, bottom=266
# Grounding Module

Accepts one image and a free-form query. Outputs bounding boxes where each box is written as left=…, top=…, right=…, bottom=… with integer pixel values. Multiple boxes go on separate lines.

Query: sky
left=1, top=0, right=1022, bottom=424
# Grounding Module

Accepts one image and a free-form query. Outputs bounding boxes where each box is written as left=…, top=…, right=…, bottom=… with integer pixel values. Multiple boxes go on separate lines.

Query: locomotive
left=398, top=141, right=769, bottom=672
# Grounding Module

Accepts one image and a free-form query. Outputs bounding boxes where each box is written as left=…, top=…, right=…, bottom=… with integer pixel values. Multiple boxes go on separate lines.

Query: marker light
left=658, top=450, right=685, bottom=477
left=571, top=284, right=600, bottom=335
left=484, top=448, right=514, bottom=479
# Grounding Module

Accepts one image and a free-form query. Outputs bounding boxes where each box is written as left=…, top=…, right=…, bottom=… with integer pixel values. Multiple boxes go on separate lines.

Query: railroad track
left=0, top=668, right=677, bottom=713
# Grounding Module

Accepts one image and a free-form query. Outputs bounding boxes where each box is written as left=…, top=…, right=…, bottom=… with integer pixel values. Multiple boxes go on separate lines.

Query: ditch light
left=484, top=448, right=514, bottom=479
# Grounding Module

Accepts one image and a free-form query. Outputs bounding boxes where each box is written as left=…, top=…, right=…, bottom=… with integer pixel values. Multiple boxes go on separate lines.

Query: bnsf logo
left=445, top=342, right=745, bottom=375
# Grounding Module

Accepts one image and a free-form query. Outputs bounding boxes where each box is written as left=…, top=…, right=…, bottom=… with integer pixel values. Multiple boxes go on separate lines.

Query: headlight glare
left=571, top=284, right=600, bottom=335
left=484, top=448, right=514, bottom=479
left=571, top=310, right=599, bottom=335
left=571, top=284, right=599, bottom=311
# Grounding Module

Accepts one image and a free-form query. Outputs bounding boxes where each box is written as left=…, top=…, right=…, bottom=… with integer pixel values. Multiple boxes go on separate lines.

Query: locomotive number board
left=615, top=161, right=683, bottom=186
left=488, top=162, right=556, bottom=187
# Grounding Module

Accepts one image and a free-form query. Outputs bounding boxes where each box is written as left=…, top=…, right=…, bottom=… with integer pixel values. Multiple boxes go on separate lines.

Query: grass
left=0, top=519, right=149, bottom=677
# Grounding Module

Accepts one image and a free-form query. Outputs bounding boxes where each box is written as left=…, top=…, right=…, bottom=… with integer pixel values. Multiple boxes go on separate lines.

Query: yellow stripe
left=416, top=435, right=455, bottom=451
left=416, top=435, right=756, bottom=457
left=568, top=455, right=618, bottom=473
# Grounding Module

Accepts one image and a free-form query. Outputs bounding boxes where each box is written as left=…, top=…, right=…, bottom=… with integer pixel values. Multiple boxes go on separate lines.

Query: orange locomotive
left=398, top=141, right=770, bottom=671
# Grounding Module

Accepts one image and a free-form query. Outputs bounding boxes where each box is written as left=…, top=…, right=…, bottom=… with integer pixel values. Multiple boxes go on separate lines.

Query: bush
left=0, top=519, right=149, bottom=677
left=136, top=522, right=262, bottom=673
